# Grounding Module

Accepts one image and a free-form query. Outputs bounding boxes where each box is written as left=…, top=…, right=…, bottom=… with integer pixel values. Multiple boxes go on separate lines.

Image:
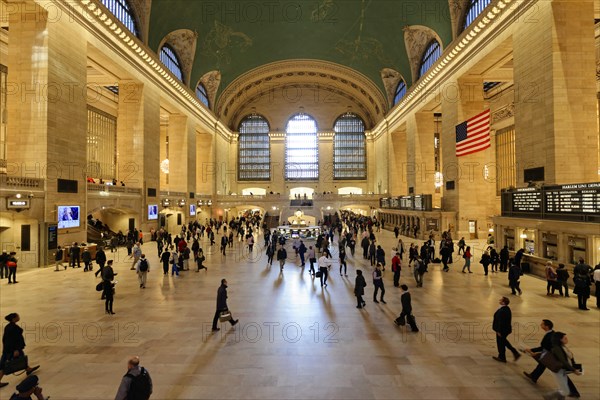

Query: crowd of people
left=1, top=209, right=598, bottom=399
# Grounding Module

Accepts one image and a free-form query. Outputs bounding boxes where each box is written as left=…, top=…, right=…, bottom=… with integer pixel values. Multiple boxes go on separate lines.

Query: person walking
left=0, top=313, right=40, bottom=388
left=338, top=248, right=347, bottom=277
left=298, top=241, right=307, bottom=267
left=462, top=246, right=473, bottom=273
left=372, top=264, right=386, bottom=304
left=54, top=246, right=65, bottom=272
left=277, top=246, right=287, bottom=272
left=573, top=258, right=592, bottom=310
left=114, top=356, right=153, bottom=400
left=555, top=264, right=570, bottom=298
left=95, top=246, right=107, bottom=278
left=170, top=247, right=179, bottom=277
left=542, top=332, right=582, bottom=400
left=102, top=261, right=116, bottom=314
left=375, top=245, right=386, bottom=271
left=266, top=244, right=275, bottom=268
left=457, top=237, right=466, bottom=255
left=307, top=246, right=316, bottom=276
left=195, top=249, right=207, bottom=272
left=391, top=252, right=402, bottom=287
left=394, top=285, right=419, bottom=332
left=82, top=247, right=92, bottom=272
left=130, top=242, right=141, bottom=270
left=545, top=261, right=561, bottom=296
left=220, top=234, right=228, bottom=256
left=480, top=249, right=491, bottom=276
left=136, top=254, right=149, bottom=289
left=489, top=247, right=499, bottom=273
left=318, top=253, right=331, bottom=287
left=6, top=252, right=18, bottom=284
left=160, top=247, right=170, bottom=275
left=500, top=245, right=509, bottom=272
left=0, top=251, right=7, bottom=279
left=414, top=256, right=426, bottom=288
left=492, top=296, right=521, bottom=363
left=211, top=279, right=239, bottom=331
left=9, top=374, right=48, bottom=399
left=508, top=260, right=523, bottom=295
left=354, top=270, right=367, bottom=309
left=594, top=264, right=600, bottom=308
left=70, top=242, right=80, bottom=268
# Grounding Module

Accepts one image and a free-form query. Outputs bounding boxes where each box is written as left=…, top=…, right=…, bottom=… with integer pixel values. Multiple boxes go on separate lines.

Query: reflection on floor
left=1, top=229, right=598, bottom=399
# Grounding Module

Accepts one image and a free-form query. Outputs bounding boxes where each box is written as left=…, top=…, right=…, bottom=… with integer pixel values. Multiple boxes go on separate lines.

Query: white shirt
left=318, top=255, right=331, bottom=269
left=593, top=269, right=600, bottom=283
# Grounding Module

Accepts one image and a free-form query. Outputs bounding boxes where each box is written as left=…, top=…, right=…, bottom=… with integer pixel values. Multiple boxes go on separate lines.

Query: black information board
left=501, top=182, right=600, bottom=222
left=47, top=224, right=58, bottom=250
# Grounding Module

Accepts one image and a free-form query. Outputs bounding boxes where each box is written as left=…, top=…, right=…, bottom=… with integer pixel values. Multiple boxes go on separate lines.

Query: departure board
left=512, top=188, right=542, bottom=212
left=544, top=183, right=600, bottom=215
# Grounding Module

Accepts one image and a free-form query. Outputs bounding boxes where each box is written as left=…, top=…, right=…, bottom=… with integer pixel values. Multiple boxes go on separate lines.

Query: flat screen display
left=57, top=206, right=80, bottom=229
left=190, top=204, right=196, bottom=216
left=148, top=205, right=158, bottom=220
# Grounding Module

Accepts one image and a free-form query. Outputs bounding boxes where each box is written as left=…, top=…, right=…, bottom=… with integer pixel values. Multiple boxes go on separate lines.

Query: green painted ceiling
left=148, top=0, right=453, bottom=99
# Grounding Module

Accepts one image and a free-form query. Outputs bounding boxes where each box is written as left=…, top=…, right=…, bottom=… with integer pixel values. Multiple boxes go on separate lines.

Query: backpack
left=139, top=259, right=149, bottom=272
left=125, top=367, right=152, bottom=400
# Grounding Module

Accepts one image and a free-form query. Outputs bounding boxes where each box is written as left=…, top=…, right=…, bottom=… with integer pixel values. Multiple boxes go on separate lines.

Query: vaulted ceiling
left=148, top=0, right=454, bottom=120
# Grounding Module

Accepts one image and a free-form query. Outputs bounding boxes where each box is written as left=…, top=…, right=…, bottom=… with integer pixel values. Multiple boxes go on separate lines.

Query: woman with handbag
left=542, top=332, right=582, bottom=400
left=0, top=313, right=40, bottom=388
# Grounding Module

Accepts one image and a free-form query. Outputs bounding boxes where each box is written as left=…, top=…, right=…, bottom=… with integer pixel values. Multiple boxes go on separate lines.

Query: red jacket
left=391, top=255, right=401, bottom=272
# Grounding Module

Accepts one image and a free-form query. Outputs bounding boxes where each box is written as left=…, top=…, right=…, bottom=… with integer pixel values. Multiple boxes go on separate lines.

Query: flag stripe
left=455, top=109, right=491, bottom=157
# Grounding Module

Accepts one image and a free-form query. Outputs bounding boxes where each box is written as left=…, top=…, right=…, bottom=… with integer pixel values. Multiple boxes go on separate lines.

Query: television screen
left=57, top=206, right=80, bottom=229
left=148, top=205, right=158, bottom=220
left=190, top=204, right=196, bottom=216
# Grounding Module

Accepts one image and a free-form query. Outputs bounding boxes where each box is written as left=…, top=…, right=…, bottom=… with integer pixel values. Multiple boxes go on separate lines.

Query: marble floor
left=0, top=229, right=598, bottom=400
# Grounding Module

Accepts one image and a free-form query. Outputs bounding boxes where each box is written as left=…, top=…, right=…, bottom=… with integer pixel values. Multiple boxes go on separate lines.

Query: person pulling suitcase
left=394, top=285, right=419, bottom=332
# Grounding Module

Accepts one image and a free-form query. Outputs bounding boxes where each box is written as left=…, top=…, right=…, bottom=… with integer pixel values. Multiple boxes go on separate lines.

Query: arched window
left=418, top=40, right=442, bottom=78
left=285, top=114, right=318, bottom=180
left=159, top=45, right=184, bottom=83
left=392, top=80, right=407, bottom=106
left=196, top=83, right=210, bottom=108
left=100, top=0, right=140, bottom=38
left=238, top=114, right=270, bottom=181
left=333, top=113, right=366, bottom=180
left=463, top=0, right=492, bottom=31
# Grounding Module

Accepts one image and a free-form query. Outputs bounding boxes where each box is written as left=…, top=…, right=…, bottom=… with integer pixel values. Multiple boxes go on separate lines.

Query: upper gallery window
left=463, top=0, right=492, bottom=31
left=100, top=0, right=140, bottom=38
left=159, top=45, right=184, bottom=83
left=196, top=84, right=210, bottom=108
left=333, top=113, right=366, bottom=180
left=285, top=114, right=319, bottom=180
left=392, top=80, right=407, bottom=106
left=238, top=114, right=270, bottom=181
left=418, top=40, right=442, bottom=79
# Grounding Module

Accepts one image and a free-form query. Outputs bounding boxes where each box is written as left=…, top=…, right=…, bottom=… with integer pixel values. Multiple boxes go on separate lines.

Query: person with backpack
left=136, top=254, right=150, bottom=289
left=82, top=247, right=92, bottom=272
left=414, top=256, right=427, bottom=288
left=95, top=246, right=107, bottom=277
left=54, top=246, right=65, bottom=272
left=115, top=356, right=152, bottom=400
left=277, top=246, right=287, bottom=272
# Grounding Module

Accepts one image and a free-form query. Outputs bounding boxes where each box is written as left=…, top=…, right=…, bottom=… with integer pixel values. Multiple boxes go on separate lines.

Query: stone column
left=166, top=114, right=189, bottom=193
left=441, top=77, right=497, bottom=238
left=6, top=0, right=87, bottom=244
left=513, top=0, right=597, bottom=185
left=406, top=112, right=436, bottom=195
left=390, top=125, right=408, bottom=195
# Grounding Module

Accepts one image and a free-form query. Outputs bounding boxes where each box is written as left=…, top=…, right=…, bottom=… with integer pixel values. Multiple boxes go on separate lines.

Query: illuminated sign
left=7, top=198, right=30, bottom=209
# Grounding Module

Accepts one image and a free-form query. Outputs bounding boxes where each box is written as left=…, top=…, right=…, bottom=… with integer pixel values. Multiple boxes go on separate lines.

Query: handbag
left=95, top=282, right=104, bottom=292
left=315, top=271, right=323, bottom=278
left=3, top=355, right=28, bottom=375
left=219, top=311, right=232, bottom=322
left=534, top=350, right=563, bottom=373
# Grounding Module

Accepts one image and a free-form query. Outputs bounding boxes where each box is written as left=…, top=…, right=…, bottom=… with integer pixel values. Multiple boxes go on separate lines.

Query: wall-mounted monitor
left=57, top=206, right=80, bottom=229
left=190, top=204, right=196, bottom=216
left=148, top=205, right=158, bottom=220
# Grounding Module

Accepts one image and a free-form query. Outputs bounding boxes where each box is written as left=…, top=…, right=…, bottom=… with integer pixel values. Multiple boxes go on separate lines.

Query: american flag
left=455, top=109, right=491, bottom=157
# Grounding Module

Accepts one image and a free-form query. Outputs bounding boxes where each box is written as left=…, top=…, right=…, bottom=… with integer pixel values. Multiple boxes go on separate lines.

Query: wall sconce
left=520, top=230, right=528, bottom=239
left=206, top=200, right=212, bottom=206
left=197, top=200, right=204, bottom=206
left=178, top=199, right=186, bottom=207
left=162, top=198, right=171, bottom=207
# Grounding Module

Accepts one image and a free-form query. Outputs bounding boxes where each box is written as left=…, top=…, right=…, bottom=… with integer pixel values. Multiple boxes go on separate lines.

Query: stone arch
left=158, top=29, right=198, bottom=86
left=196, top=71, right=221, bottom=110
left=380, top=68, right=407, bottom=107
left=403, top=25, right=444, bottom=84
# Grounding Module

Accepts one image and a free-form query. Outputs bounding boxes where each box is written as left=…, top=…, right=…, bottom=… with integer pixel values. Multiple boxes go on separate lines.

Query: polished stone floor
left=1, top=229, right=598, bottom=400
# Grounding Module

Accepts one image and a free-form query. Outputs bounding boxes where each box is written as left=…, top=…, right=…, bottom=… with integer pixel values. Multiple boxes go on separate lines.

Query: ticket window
left=521, top=230, right=535, bottom=255
left=543, top=233, right=558, bottom=260
left=568, top=237, right=587, bottom=265
left=505, top=228, right=515, bottom=251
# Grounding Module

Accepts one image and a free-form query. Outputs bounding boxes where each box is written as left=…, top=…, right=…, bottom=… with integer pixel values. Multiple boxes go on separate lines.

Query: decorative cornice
left=492, top=103, right=514, bottom=124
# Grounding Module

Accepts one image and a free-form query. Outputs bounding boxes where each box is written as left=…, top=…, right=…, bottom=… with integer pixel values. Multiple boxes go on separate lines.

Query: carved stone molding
left=129, top=0, right=152, bottom=45
left=160, top=29, right=198, bottom=86
left=380, top=68, right=404, bottom=107
left=448, top=0, right=470, bottom=40
left=492, top=103, right=515, bottom=124
left=403, top=25, right=442, bottom=83
left=199, top=70, right=221, bottom=109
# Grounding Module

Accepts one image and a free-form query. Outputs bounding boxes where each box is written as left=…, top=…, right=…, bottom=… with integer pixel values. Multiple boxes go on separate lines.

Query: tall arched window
left=392, top=80, right=407, bottom=106
left=285, top=114, right=318, bottom=180
left=159, top=45, right=184, bottom=83
left=463, top=0, right=492, bottom=31
left=418, top=40, right=442, bottom=78
left=100, top=0, right=140, bottom=38
left=196, top=83, right=209, bottom=108
left=238, top=114, right=271, bottom=181
left=333, top=113, right=366, bottom=180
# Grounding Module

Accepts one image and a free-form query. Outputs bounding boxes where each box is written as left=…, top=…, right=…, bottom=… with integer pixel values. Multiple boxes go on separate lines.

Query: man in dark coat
left=94, top=247, right=107, bottom=277
left=394, top=285, right=419, bottom=332
left=211, top=279, right=239, bottom=331
left=492, top=296, right=520, bottom=362
left=354, top=270, right=366, bottom=309
left=500, top=245, right=510, bottom=272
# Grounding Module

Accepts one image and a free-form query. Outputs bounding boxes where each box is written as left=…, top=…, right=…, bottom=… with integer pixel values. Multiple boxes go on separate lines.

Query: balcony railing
left=87, top=183, right=142, bottom=195
left=0, top=175, right=45, bottom=190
